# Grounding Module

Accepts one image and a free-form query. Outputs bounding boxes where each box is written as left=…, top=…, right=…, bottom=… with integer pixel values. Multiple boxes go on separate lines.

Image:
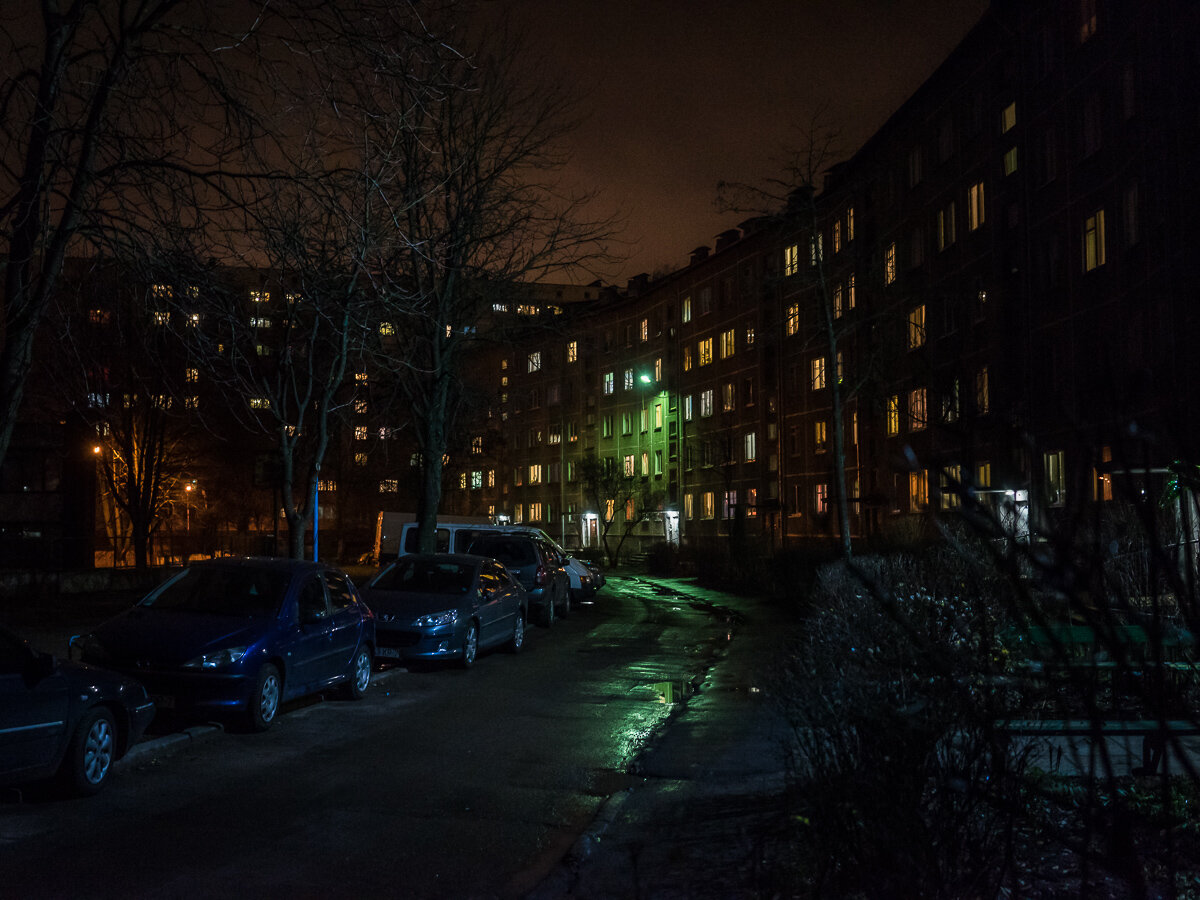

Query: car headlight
left=181, top=646, right=250, bottom=669
left=412, top=610, right=458, bottom=627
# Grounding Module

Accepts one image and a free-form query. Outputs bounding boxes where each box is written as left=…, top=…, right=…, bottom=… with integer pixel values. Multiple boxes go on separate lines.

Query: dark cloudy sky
left=506, top=0, right=989, bottom=284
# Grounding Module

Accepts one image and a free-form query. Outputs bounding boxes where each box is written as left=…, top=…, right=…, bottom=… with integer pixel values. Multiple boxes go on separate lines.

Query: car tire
left=60, top=706, right=117, bottom=795
left=507, top=610, right=525, bottom=654
left=246, top=662, right=282, bottom=732
left=559, top=584, right=571, bottom=618
left=541, top=595, right=556, bottom=628
left=341, top=645, right=372, bottom=700
left=460, top=622, right=479, bottom=669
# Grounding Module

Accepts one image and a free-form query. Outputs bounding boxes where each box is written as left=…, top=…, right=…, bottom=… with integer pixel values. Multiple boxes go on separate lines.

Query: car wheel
left=560, top=584, right=572, bottom=618
left=246, top=662, right=282, bottom=731
left=460, top=621, right=479, bottom=668
left=61, top=707, right=117, bottom=795
left=341, top=645, right=372, bottom=700
left=541, top=595, right=556, bottom=628
left=507, top=610, right=526, bottom=654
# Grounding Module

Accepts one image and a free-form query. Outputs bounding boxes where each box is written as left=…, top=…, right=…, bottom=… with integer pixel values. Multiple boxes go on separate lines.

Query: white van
left=373, top=512, right=493, bottom=562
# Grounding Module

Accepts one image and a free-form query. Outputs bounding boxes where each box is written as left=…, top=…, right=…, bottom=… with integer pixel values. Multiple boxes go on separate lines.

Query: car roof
left=390, top=552, right=489, bottom=566
left=186, top=556, right=335, bottom=575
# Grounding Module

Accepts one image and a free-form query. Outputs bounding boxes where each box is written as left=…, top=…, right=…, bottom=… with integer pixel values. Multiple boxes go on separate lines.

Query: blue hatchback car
left=77, top=558, right=375, bottom=731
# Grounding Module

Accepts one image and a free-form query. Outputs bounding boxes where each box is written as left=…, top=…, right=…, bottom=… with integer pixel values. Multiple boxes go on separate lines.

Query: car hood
left=91, top=606, right=272, bottom=666
left=361, top=588, right=466, bottom=623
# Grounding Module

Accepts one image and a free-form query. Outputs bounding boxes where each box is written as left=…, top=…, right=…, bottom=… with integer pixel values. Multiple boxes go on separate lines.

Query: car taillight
left=534, top=565, right=548, bottom=586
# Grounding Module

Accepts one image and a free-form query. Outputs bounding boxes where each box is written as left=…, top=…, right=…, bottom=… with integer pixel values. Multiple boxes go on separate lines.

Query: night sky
left=506, top=0, right=989, bottom=284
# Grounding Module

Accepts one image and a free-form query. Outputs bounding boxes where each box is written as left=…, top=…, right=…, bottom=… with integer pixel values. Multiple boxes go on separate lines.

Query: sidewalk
left=528, top=580, right=801, bottom=899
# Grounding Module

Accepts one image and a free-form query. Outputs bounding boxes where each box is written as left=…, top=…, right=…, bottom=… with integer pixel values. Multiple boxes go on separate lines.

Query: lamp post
left=184, top=482, right=194, bottom=532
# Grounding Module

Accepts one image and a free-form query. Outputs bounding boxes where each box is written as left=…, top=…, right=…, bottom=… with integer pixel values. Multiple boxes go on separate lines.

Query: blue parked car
left=1, top=624, right=155, bottom=795
left=76, top=557, right=375, bottom=731
left=362, top=553, right=527, bottom=668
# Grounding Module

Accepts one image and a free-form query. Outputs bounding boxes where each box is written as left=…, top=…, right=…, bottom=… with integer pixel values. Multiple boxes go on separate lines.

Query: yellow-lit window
left=701, top=491, right=715, bottom=519
left=784, top=244, right=800, bottom=276
left=698, top=338, right=713, bottom=366
left=885, top=243, right=897, bottom=284
left=887, top=395, right=900, bottom=436
left=814, top=420, right=827, bottom=453
left=909, top=388, right=927, bottom=431
left=833, top=284, right=843, bottom=318
left=355, top=453, right=368, bottom=467
left=1001, top=102, right=1017, bottom=133
left=379, top=322, right=395, bottom=335
left=909, top=470, right=929, bottom=509
left=250, top=397, right=270, bottom=409
left=720, top=328, right=736, bottom=358
left=1004, top=147, right=1018, bottom=176
left=355, top=426, right=367, bottom=441
left=786, top=304, right=800, bottom=336
left=250, top=291, right=269, bottom=304
left=185, top=368, right=198, bottom=383
left=847, top=207, right=855, bottom=241
left=380, top=479, right=399, bottom=493
left=152, top=284, right=172, bottom=300
left=976, top=461, right=991, bottom=489
left=907, top=305, right=926, bottom=349
left=810, top=357, right=826, bottom=390
left=833, top=221, right=842, bottom=253
left=848, top=272, right=856, bottom=308
left=567, top=341, right=578, bottom=363
left=1083, top=210, right=1106, bottom=270
left=153, top=311, right=170, bottom=326
left=941, top=465, right=962, bottom=509
left=683, top=346, right=693, bottom=371
left=968, top=182, right=986, bottom=230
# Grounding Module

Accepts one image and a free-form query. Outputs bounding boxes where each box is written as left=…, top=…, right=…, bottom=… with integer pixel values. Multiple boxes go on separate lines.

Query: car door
left=322, top=570, right=363, bottom=681
left=0, top=631, right=68, bottom=779
left=474, top=563, right=512, bottom=647
left=285, top=573, right=336, bottom=695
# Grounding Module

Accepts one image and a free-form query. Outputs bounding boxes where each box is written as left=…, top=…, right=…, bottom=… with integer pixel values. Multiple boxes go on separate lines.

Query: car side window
left=298, top=576, right=330, bottom=621
left=324, top=572, right=356, bottom=610
left=478, top=567, right=500, bottom=596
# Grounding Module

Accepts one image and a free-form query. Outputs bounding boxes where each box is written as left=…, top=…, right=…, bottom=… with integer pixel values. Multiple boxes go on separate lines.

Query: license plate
left=377, top=647, right=401, bottom=659
left=150, top=693, right=175, bottom=709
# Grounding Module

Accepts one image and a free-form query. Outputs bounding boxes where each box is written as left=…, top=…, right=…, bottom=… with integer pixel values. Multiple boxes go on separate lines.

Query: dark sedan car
left=77, top=557, right=375, bottom=731
left=465, top=532, right=570, bottom=627
left=1, top=624, right=155, bottom=795
left=362, top=553, right=527, bottom=668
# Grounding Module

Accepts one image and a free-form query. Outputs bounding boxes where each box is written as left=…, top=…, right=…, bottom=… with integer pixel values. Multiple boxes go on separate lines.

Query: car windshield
left=143, top=566, right=289, bottom=616
left=371, top=560, right=474, bottom=594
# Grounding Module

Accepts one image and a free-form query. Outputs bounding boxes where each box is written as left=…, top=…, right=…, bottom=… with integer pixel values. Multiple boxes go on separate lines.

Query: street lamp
left=184, top=482, right=194, bottom=532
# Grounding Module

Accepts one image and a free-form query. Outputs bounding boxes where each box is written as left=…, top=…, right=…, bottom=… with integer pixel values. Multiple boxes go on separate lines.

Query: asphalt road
left=0, top=575, right=747, bottom=900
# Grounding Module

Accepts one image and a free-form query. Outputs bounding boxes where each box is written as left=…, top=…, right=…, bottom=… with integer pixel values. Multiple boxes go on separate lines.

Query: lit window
left=848, top=273, right=856, bottom=308
left=814, top=420, right=827, bottom=453
left=317, top=479, right=337, bottom=492
left=355, top=453, right=368, bottom=467
left=745, top=324, right=755, bottom=345
left=684, top=493, right=694, bottom=519
left=624, top=369, right=634, bottom=390
left=354, top=399, right=368, bottom=414
left=1044, top=450, right=1066, bottom=506
left=720, top=328, right=736, bottom=358
left=833, top=221, right=842, bottom=253
left=885, top=243, right=897, bottom=284
left=250, top=397, right=270, bottom=409
left=250, top=317, right=271, bottom=328
left=152, top=284, right=172, bottom=300
left=655, top=357, right=662, bottom=380
left=184, top=396, right=198, bottom=408
left=1001, top=102, right=1017, bottom=133
left=528, top=351, right=542, bottom=373
left=250, top=291, right=269, bottom=304
left=640, top=319, right=649, bottom=341
left=786, top=303, right=800, bottom=336
left=976, top=367, right=990, bottom=414
left=471, top=471, right=483, bottom=490
left=722, top=490, right=737, bottom=519
left=624, top=455, right=635, bottom=477
left=530, top=502, right=543, bottom=521
left=887, top=395, right=900, bottom=436
left=967, top=181, right=986, bottom=231
left=810, top=233, right=823, bottom=265
left=654, top=403, right=663, bottom=429
left=908, top=388, right=927, bottom=431
left=529, top=464, right=543, bottom=484
left=471, top=436, right=483, bottom=454
left=153, top=311, right=170, bottom=326
left=682, top=296, right=692, bottom=323
left=355, top=372, right=368, bottom=383
left=816, top=483, right=828, bottom=514
left=700, top=389, right=713, bottom=417
left=701, top=491, right=715, bottom=519
left=834, top=284, right=843, bottom=318
left=683, top=345, right=693, bottom=371
left=187, top=313, right=199, bottom=327
left=909, top=470, right=929, bottom=509
left=940, top=465, right=963, bottom=509
left=379, top=479, right=399, bottom=493
left=847, top=207, right=855, bottom=241
left=744, top=432, right=756, bottom=462
left=907, top=305, right=926, bottom=349
left=684, top=395, right=693, bottom=421
left=976, top=462, right=991, bottom=489
left=810, top=357, right=826, bottom=391
left=722, top=382, right=735, bottom=412
left=1083, top=210, right=1107, bottom=270
left=699, top=338, right=713, bottom=366
left=603, top=372, right=614, bottom=395
left=567, top=341, right=578, bottom=363
left=185, top=368, right=198, bottom=383
left=1003, top=147, right=1018, bottom=176
left=354, top=426, right=367, bottom=441
left=641, top=452, right=649, bottom=477
left=784, top=244, right=800, bottom=277
left=746, top=488, right=757, bottom=517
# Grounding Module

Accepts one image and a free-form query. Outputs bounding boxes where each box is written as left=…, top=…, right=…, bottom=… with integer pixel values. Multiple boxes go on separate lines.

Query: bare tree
left=357, top=11, right=619, bottom=553
left=579, top=452, right=663, bottom=567
left=0, top=2, right=268, bottom=471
